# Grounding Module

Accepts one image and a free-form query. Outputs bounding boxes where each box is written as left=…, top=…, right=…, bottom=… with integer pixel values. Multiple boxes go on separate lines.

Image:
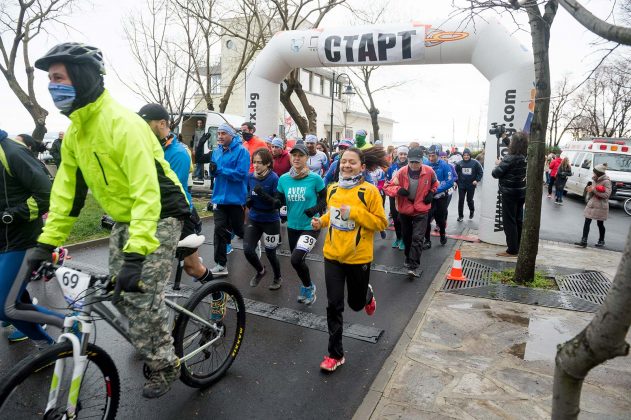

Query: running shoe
left=440, top=235, right=447, bottom=245
left=269, top=277, right=282, bottom=290
left=365, top=285, right=376, bottom=316
left=320, top=356, right=345, bottom=372
left=297, top=286, right=307, bottom=303
left=210, top=292, right=227, bottom=322
left=250, top=267, right=266, bottom=287
left=379, top=231, right=386, bottom=239
left=391, top=239, right=400, bottom=248
left=398, top=241, right=405, bottom=251
left=469, top=210, right=474, bottom=219
left=226, top=244, right=233, bottom=255
left=7, top=328, right=28, bottom=343
left=210, top=264, right=229, bottom=277
left=1, top=321, right=10, bottom=328
left=457, top=216, right=464, bottom=222
left=303, top=284, right=317, bottom=305
left=143, top=359, right=181, bottom=399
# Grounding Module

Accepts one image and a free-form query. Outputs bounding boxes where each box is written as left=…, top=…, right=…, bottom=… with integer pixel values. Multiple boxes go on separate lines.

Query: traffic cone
left=446, top=249, right=467, bottom=281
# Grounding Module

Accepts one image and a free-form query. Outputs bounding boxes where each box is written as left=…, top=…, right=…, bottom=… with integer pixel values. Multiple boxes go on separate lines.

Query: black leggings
left=324, top=259, right=373, bottom=359
left=582, top=218, right=605, bottom=241
left=243, top=220, right=281, bottom=278
left=425, top=195, right=450, bottom=240
left=287, top=228, right=319, bottom=287
left=389, top=196, right=401, bottom=240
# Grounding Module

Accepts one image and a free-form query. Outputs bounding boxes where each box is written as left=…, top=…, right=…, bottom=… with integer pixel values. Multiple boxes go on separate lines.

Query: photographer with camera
left=491, top=132, right=528, bottom=257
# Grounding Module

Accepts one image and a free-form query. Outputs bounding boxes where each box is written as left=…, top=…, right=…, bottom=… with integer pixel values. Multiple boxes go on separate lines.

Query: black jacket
left=50, top=137, right=62, bottom=166
left=0, top=131, right=51, bottom=251
left=491, top=154, right=527, bottom=198
left=456, top=158, right=483, bottom=188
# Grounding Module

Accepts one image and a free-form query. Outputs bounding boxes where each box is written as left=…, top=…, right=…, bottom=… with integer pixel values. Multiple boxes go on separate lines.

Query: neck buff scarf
left=254, top=168, right=271, bottom=180
left=290, top=165, right=310, bottom=180
left=338, top=173, right=363, bottom=189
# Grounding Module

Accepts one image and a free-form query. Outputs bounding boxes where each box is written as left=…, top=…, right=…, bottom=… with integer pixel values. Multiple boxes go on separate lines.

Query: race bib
left=462, top=167, right=472, bottom=175
left=330, top=206, right=355, bottom=231
left=263, top=233, right=280, bottom=249
left=296, top=234, right=317, bottom=252
left=55, top=267, right=91, bottom=309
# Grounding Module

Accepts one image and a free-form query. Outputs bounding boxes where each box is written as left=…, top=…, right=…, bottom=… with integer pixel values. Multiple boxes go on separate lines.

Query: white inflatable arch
left=245, top=19, right=534, bottom=245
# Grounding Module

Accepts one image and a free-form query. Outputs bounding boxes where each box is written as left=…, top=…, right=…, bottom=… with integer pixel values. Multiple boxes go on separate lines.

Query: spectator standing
left=50, top=131, right=64, bottom=166
left=455, top=148, right=483, bottom=221
left=554, top=157, right=572, bottom=205
left=547, top=154, right=562, bottom=197
left=574, top=164, right=611, bottom=248
left=544, top=153, right=555, bottom=186
left=192, top=119, right=206, bottom=180
left=491, top=132, right=528, bottom=257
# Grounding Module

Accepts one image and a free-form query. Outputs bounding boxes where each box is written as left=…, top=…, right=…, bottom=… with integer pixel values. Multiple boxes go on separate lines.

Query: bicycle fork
left=45, top=316, right=93, bottom=418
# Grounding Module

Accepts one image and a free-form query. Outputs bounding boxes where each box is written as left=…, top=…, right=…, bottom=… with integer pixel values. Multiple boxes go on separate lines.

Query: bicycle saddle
left=178, top=234, right=205, bottom=249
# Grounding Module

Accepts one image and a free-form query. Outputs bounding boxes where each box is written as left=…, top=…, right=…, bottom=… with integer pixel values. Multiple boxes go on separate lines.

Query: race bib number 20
left=330, top=206, right=355, bottom=231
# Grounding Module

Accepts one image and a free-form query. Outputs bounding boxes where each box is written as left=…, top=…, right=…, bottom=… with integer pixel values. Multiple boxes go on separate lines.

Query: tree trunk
left=552, top=226, right=631, bottom=419
left=279, top=70, right=314, bottom=137
left=514, top=2, right=556, bottom=284
left=2, top=71, right=49, bottom=140
left=369, top=107, right=380, bottom=142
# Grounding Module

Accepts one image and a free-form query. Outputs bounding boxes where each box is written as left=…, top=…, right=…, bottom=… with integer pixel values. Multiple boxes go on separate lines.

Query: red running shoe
left=320, top=356, right=345, bottom=372
left=365, top=285, right=376, bottom=316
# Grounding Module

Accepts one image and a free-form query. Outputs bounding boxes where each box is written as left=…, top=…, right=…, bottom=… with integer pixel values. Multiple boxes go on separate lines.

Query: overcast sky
left=0, top=0, right=625, bottom=146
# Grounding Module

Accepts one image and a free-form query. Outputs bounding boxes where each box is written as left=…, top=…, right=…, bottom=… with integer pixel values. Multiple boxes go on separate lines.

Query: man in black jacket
left=50, top=131, right=64, bottom=166
left=455, top=148, right=483, bottom=221
left=491, top=133, right=528, bottom=257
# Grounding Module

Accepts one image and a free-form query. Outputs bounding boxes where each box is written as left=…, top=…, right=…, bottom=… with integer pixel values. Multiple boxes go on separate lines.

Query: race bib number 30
left=55, top=267, right=91, bottom=309
left=296, top=234, right=317, bottom=252
left=330, top=206, right=356, bottom=231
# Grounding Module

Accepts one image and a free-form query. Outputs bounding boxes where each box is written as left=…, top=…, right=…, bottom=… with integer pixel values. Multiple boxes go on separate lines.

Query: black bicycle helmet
left=35, top=42, right=105, bottom=74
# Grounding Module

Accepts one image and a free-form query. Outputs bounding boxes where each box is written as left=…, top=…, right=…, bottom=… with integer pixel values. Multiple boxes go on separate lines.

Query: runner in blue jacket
left=424, top=145, right=454, bottom=248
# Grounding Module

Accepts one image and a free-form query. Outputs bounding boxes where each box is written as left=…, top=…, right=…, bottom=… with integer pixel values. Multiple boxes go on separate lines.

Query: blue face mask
left=48, top=83, right=76, bottom=112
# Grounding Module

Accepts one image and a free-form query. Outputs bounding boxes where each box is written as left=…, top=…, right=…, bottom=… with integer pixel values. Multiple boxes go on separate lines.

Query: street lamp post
left=329, top=71, right=354, bottom=152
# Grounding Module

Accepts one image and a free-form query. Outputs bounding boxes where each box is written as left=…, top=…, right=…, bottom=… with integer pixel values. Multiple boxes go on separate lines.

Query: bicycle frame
left=43, top=275, right=224, bottom=417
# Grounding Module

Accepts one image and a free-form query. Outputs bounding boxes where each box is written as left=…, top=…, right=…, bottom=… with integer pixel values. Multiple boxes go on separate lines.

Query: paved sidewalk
left=355, top=237, right=630, bottom=419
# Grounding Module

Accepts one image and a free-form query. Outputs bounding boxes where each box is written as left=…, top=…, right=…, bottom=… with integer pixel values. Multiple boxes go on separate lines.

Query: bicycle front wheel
left=0, top=342, right=120, bottom=419
left=173, top=280, right=246, bottom=388
left=624, top=198, right=631, bottom=216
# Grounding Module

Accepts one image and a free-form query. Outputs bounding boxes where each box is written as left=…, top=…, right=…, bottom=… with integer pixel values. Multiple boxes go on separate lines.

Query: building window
left=300, top=69, right=311, bottom=91
left=313, top=74, right=322, bottom=95
left=210, top=74, right=221, bottom=94
left=323, top=78, right=331, bottom=97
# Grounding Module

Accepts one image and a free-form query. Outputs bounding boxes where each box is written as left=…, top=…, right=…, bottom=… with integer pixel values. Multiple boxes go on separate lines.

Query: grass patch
left=66, top=194, right=108, bottom=244
left=192, top=196, right=212, bottom=215
left=491, top=269, right=557, bottom=290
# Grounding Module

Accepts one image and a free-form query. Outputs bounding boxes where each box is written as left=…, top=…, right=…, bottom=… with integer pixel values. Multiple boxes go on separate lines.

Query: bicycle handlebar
left=33, top=262, right=113, bottom=292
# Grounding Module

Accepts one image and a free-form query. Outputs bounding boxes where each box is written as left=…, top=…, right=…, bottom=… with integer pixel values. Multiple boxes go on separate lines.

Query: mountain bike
left=624, top=197, right=631, bottom=216
left=0, top=261, right=245, bottom=419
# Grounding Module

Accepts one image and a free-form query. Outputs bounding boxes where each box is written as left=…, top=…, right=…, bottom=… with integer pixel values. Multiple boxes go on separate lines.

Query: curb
left=64, top=214, right=214, bottom=252
left=352, top=232, right=466, bottom=420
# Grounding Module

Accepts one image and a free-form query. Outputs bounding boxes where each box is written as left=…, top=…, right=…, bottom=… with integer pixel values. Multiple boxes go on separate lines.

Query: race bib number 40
left=263, top=233, right=280, bottom=249
left=55, top=267, right=91, bottom=309
left=296, top=234, right=317, bottom=252
left=330, top=206, right=356, bottom=231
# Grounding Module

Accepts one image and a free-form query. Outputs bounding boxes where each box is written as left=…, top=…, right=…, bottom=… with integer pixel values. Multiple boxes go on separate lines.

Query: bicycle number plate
left=55, top=267, right=91, bottom=309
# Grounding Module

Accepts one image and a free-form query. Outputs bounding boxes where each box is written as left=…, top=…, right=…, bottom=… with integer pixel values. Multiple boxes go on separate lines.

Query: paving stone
left=450, top=372, right=506, bottom=397
left=373, top=400, right=459, bottom=420
left=386, top=360, right=454, bottom=409
left=491, top=367, right=553, bottom=399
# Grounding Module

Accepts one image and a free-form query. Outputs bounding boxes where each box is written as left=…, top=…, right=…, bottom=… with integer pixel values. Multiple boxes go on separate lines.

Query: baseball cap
left=138, top=103, right=169, bottom=121
left=271, top=137, right=284, bottom=148
left=427, top=144, right=441, bottom=155
left=408, top=148, right=423, bottom=162
left=290, top=143, right=308, bottom=155
left=339, top=139, right=353, bottom=149
left=305, top=134, right=318, bottom=143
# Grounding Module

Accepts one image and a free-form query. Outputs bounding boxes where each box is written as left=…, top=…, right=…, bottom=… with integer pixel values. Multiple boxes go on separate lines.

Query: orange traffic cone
left=446, top=249, right=467, bottom=281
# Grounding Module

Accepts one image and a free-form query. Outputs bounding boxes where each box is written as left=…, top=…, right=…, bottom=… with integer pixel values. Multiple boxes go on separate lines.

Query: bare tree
left=0, top=0, right=77, bottom=140
left=547, top=75, right=584, bottom=147
left=552, top=226, right=631, bottom=419
left=273, top=0, right=346, bottom=136
left=557, top=0, right=631, bottom=45
left=567, top=60, right=631, bottom=138
left=122, top=0, right=193, bottom=128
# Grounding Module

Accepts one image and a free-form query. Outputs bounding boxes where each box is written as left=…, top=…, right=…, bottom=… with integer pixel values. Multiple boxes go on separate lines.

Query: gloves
left=245, top=198, right=253, bottom=209
left=304, top=207, right=318, bottom=218
left=595, top=185, right=606, bottom=193
left=397, top=188, right=410, bottom=197
left=253, top=185, right=265, bottom=196
left=26, top=243, right=56, bottom=274
left=115, top=253, right=145, bottom=293
left=423, top=191, right=434, bottom=204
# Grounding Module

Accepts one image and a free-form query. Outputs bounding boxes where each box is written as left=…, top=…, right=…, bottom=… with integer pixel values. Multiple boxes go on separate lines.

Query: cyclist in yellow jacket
left=28, top=43, right=190, bottom=399
left=311, top=147, right=388, bottom=372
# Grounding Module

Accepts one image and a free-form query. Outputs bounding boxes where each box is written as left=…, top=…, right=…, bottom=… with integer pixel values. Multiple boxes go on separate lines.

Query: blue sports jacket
left=428, top=159, right=454, bottom=195
left=211, top=137, right=250, bottom=205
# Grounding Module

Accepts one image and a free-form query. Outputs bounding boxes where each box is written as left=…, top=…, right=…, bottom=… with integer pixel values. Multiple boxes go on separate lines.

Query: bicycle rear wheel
left=624, top=198, right=631, bottom=216
left=0, top=342, right=119, bottom=419
left=173, top=280, right=246, bottom=388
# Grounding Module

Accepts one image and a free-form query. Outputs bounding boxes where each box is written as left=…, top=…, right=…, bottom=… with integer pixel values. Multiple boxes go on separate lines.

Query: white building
left=193, top=29, right=395, bottom=145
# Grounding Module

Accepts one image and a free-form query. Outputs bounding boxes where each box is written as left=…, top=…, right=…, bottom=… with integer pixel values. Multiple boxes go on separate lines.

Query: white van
left=177, top=111, right=245, bottom=192
left=560, top=137, right=631, bottom=202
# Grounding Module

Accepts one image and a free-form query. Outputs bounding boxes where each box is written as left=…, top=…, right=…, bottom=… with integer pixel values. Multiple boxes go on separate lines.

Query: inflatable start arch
left=245, top=20, right=535, bottom=245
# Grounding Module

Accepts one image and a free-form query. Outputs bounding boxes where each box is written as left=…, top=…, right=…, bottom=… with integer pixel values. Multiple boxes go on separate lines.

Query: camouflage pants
left=109, top=217, right=182, bottom=371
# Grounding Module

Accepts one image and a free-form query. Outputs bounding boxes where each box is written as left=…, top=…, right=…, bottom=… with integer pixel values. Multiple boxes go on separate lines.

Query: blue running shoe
left=297, top=286, right=307, bottom=303
left=398, top=241, right=405, bottom=251
left=303, top=284, right=317, bottom=305
left=391, top=239, right=400, bottom=248
left=226, top=244, right=233, bottom=255
left=1, top=321, right=10, bottom=328
left=8, top=328, right=28, bottom=343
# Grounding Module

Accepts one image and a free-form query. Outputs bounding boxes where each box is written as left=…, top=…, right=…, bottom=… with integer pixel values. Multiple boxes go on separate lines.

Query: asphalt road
left=0, top=206, right=464, bottom=419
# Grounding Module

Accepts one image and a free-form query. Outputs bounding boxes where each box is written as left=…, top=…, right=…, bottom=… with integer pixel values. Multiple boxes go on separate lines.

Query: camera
left=489, top=122, right=506, bottom=138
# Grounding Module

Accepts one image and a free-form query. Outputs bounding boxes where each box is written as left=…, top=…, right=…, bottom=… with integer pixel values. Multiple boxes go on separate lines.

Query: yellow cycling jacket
left=320, top=182, right=387, bottom=265
left=39, top=90, right=190, bottom=255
